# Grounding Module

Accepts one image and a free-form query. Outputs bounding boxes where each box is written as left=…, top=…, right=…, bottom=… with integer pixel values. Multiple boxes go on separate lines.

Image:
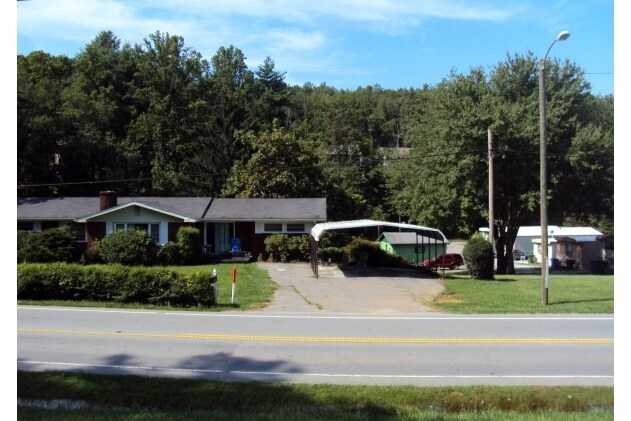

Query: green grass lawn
left=17, top=371, right=613, bottom=420
left=19, top=263, right=614, bottom=314
left=433, top=273, right=614, bottom=314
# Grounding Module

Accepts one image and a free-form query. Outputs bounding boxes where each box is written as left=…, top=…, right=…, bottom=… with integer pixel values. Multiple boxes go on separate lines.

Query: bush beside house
left=17, top=226, right=80, bottom=263
left=263, top=234, right=311, bottom=262
left=18, top=226, right=205, bottom=267
left=93, top=230, right=158, bottom=266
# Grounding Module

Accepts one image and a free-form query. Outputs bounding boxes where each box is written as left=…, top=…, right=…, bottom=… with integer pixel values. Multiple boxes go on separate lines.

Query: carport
left=309, top=219, right=449, bottom=278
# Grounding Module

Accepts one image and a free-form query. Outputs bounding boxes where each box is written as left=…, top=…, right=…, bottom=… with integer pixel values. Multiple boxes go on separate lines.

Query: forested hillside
left=18, top=30, right=613, bottom=248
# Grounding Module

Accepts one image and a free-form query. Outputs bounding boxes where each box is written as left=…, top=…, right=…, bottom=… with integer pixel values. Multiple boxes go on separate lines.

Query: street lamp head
left=557, top=31, right=570, bottom=41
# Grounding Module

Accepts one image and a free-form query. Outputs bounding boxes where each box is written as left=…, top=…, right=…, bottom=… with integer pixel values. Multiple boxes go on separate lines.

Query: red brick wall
left=86, top=222, right=106, bottom=247
left=235, top=222, right=255, bottom=252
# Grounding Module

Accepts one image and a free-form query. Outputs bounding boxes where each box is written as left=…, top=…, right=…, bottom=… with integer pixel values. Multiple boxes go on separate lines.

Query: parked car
left=512, top=249, right=528, bottom=261
left=423, top=253, right=464, bottom=269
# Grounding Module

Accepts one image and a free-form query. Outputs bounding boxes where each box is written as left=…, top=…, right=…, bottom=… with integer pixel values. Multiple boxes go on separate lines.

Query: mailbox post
left=210, top=268, right=218, bottom=305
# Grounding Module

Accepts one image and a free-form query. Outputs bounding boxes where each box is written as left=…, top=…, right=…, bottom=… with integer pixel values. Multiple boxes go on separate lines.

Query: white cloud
left=18, top=0, right=520, bottom=50
left=264, top=29, right=326, bottom=51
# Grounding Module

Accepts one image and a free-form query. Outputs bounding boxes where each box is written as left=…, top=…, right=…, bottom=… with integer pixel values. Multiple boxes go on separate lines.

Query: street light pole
left=539, top=30, right=570, bottom=305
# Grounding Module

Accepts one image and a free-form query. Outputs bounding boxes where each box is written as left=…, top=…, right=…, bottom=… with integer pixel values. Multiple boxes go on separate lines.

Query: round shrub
left=462, top=236, right=495, bottom=280
left=94, top=230, right=157, bottom=266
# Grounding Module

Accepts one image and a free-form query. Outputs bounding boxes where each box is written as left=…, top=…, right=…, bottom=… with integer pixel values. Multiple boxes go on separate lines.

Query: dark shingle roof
left=17, top=197, right=327, bottom=221
left=17, top=197, right=104, bottom=220
left=204, top=198, right=327, bottom=220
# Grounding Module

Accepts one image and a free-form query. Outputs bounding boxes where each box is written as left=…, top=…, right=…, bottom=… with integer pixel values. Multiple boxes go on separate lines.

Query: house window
left=18, top=222, right=34, bottom=232
left=114, top=223, right=160, bottom=243
left=286, top=223, right=306, bottom=233
left=565, top=243, right=574, bottom=257
left=67, top=223, right=86, bottom=241
left=264, top=223, right=283, bottom=232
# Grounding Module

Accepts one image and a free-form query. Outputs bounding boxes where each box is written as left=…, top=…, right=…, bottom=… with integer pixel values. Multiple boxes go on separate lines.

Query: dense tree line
left=17, top=30, right=613, bottom=271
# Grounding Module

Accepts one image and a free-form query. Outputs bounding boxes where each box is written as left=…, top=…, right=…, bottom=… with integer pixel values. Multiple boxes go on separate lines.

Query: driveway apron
left=255, top=262, right=445, bottom=314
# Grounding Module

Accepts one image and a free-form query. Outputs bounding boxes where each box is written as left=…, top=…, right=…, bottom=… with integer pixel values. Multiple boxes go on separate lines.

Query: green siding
left=379, top=239, right=446, bottom=265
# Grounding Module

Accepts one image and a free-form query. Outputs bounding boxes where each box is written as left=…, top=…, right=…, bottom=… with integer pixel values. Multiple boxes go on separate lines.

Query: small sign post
left=231, top=267, right=237, bottom=304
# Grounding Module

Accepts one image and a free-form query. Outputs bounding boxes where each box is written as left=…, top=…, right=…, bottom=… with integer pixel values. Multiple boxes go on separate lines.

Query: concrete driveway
left=255, top=262, right=445, bottom=314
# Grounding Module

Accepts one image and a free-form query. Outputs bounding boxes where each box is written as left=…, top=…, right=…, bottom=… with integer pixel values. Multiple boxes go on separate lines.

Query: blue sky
left=14, top=0, right=615, bottom=96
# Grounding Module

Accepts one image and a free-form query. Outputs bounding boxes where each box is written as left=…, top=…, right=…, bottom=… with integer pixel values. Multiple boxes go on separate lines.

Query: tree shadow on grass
left=487, top=277, right=518, bottom=283
left=551, top=297, right=614, bottom=305
left=18, top=351, right=402, bottom=418
left=338, top=265, right=436, bottom=279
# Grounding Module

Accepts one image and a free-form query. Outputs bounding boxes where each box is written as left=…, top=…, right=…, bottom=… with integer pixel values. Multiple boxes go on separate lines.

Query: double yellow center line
left=18, top=328, right=613, bottom=345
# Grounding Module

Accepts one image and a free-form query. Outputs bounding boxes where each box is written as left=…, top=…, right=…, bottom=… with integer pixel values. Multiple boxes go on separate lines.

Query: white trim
left=108, top=222, right=163, bottom=244
left=255, top=221, right=314, bottom=234
left=75, top=202, right=196, bottom=223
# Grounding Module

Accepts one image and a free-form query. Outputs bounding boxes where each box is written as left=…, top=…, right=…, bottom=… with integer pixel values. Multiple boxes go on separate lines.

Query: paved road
left=256, top=262, right=446, bottom=314
left=17, top=306, right=613, bottom=386
left=16, top=258, right=613, bottom=386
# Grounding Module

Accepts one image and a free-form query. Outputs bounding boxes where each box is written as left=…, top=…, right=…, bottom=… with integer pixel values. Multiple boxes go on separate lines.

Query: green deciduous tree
left=59, top=31, right=137, bottom=195
left=126, top=31, right=212, bottom=195
left=385, top=67, right=491, bottom=237
left=222, top=127, right=324, bottom=198
left=557, top=95, right=614, bottom=233
left=384, top=53, right=602, bottom=274
left=17, top=51, right=74, bottom=196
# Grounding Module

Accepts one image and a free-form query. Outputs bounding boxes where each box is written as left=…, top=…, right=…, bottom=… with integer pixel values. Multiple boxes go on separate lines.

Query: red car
left=423, top=253, right=464, bottom=270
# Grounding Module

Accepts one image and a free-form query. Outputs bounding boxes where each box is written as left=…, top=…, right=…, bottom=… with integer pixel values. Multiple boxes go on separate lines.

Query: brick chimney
left=99, top=191, right=118, bottom=210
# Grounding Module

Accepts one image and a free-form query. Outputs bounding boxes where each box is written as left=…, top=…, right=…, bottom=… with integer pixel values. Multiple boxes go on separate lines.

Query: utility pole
left=488, top=128, right=494, bottom=246
left=539, top=30, right=570, bottom=305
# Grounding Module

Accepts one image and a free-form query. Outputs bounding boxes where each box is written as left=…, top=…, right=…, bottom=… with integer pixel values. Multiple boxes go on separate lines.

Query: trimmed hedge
left=264, top=234, right=311, bottom=262
left=17, top=263, right=215, bottom=307
left=319, top=246, right=347, bottom=264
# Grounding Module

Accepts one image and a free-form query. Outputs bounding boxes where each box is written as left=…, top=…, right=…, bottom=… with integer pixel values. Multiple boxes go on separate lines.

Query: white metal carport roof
left=311, top=219, right=449, bottom=242
left=309, top=219, right=449, bottom=278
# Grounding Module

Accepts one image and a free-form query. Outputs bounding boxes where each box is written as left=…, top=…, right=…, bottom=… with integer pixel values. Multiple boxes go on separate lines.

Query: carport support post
left=310, top=237, right=319, bottom=278
left=416, top=235, right=420, bottom=265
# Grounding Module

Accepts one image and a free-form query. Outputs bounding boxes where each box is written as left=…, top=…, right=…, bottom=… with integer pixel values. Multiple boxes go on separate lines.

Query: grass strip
left=433, top=274, right=613, bottom=313
left=17, top=371, right=613, bottom=420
